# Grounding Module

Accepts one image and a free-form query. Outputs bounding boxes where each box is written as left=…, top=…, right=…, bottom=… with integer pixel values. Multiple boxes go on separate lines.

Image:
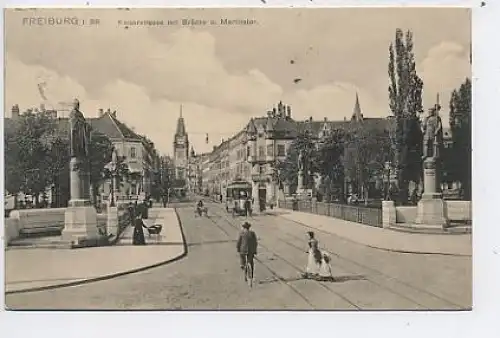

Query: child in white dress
left=318, top=252, right=334, bottom=281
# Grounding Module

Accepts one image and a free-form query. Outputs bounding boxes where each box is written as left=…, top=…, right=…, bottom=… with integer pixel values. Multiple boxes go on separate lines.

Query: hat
left=242, top=222, right=251, bottom=229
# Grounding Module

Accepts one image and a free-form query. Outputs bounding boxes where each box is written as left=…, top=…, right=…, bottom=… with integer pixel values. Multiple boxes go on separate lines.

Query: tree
left=449, top=77, right=472, bottom=200
left=88, top=131, right=114, bottom=206
left=277, top=145, right=299, bottom=194
left=46, top=137, right=70, bottom=207
left=294, top=130, right=319, bottom=190
left=343, top=125, right=392, bottom=204
left=388, top=28, right=424, bottom=205
left=7, top=110, right=57, bottom=206
left=315, top=129, right=345, bottom=201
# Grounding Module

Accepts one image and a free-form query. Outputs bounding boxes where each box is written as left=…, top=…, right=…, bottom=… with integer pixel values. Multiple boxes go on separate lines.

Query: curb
left=274, top=213, right=471, bottom=257
left=5, top=208, right=188, bottom=295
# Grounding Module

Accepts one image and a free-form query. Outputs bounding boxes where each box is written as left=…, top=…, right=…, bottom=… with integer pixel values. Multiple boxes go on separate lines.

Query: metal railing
left=278, top=199, right=382, bottom=228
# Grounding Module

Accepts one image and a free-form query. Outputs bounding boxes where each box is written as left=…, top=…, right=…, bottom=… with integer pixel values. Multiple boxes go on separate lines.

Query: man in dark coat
left=236, top=222, right=258, bottom=273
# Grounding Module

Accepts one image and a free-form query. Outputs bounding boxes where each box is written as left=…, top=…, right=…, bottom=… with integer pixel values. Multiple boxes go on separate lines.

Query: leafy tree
left=449, top=78, right=472, bottom=199
left=315, top=129, right=346, bottom=201
left=277, top=146, right=299, bottom=194
left=343, top=125, right=392, bottom=204
left=388, top=28, right=424, bottom=205
left=87, top=131, right=114, bottom=206
left=8, top=110, right=56, bottom=206
left=46, top=137, right=70, bottom=207
left=294, top=130, right=319, bottom=190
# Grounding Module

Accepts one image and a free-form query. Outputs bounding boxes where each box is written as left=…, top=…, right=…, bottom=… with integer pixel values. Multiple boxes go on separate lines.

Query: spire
left=175, top=105, right=186, bottom=136
left=351, top=92, right=363, bottom=121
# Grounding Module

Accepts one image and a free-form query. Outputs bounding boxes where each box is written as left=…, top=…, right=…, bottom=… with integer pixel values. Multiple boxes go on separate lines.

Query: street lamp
left=109, top=148, right=119, bottom=207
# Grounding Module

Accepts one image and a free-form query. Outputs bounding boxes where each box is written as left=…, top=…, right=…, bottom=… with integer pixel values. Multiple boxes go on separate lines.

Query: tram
left=226, top=180, right=253, bottom=216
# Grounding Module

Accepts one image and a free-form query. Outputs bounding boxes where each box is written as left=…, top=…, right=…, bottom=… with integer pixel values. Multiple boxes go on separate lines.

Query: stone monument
left=62, top=99, right=100, bottom=246
left=415, top=104, right=449, bottom=228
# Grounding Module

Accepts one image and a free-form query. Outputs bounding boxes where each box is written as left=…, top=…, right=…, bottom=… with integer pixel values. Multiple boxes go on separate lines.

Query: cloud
left=4, top=9, right=470, bottom=154
left=419, top=41, right=471, bottom=127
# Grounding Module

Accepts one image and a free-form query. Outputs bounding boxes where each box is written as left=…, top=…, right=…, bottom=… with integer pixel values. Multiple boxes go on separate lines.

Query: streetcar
left=226, top=180, right=253, bottom=216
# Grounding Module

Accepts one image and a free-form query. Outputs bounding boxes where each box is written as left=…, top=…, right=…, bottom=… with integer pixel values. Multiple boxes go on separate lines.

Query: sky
left=4, top=8, right=471, bottom=156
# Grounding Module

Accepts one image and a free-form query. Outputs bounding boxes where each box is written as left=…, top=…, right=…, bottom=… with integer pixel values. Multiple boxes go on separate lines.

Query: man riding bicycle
left=236, top=222, right=258, bottom=274
left=197, top=199, right=204, bottom=209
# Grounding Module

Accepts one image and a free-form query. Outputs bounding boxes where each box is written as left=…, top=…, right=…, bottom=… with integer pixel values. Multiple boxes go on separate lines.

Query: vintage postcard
left=3, top=7, right=472, bottom=310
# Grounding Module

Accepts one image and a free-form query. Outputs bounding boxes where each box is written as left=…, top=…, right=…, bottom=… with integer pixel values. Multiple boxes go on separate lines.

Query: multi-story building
left=188, top=151, right=209, bottom=194
left=173, top=107, right=189, bottom=182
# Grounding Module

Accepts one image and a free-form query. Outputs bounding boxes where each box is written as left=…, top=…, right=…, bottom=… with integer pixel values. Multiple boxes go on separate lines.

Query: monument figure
left=415, top=102, right=449, bottom=229
left=421, top=105, right=443, bottom=160
left=69, top=99, right=91, bottom=159
left=63, top=98, right=100, bottom=247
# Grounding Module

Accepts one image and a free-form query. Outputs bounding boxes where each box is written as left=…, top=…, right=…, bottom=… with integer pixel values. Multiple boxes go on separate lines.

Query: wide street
left=6, top=200, right=471, bottom=310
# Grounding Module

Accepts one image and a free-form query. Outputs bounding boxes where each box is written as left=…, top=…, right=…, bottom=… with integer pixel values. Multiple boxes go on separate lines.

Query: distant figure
left=132, top=215, right=147, bottom=245
left=220, top=194, right=223, bottom=203
left=304, top=231, right=321, bottom=279
left=244, top=197, right=252, bottom=217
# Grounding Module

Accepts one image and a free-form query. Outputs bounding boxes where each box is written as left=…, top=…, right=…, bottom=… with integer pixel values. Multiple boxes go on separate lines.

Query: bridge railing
left=278, top=199, right=382, bottom=228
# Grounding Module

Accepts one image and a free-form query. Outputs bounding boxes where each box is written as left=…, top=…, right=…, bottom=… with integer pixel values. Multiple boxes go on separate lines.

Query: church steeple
left=351, top=92, right=363, bottom=122
left=175, top=104, right=186, bottom=136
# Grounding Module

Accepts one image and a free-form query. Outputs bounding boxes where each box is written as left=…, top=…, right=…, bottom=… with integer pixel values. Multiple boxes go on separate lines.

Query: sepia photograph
left=3, top=7, right=472, bottom=310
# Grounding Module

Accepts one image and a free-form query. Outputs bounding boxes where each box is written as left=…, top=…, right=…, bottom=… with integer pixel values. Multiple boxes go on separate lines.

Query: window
left=247, top=146, right=251, bottom=158
left=267, top=144, right=274, bottom=157
left=277, top=144, right=286, bottom=157
left=130, top=147, right=136, bottom=159
left=259, top=146, right=265, bottom=157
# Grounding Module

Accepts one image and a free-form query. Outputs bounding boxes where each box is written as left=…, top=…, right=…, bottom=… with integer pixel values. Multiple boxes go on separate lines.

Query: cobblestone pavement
left=6, top=201, right=471, bottom=310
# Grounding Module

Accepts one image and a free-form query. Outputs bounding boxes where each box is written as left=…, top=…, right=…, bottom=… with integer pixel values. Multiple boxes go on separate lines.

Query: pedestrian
left=318, top=252, right=334, bottom=282
left=132, top=215, right=148, bottom=245
left=303, top=231, right=321, bottom=279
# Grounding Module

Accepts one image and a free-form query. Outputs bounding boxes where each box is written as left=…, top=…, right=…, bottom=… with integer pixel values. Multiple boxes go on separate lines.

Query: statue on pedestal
left=69, top=99, right=91, bottom=159
left=421, top=104, right=443, bottom=161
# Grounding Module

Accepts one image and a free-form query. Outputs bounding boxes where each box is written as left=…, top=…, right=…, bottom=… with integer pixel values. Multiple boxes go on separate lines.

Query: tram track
left=202, top=206, right=360, bottom=309
left=205, top=202, right=463, bottom=310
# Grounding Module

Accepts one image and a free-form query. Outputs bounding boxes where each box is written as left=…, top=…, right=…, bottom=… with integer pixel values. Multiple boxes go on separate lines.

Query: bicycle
left=243, top=254, right=254, bottom=287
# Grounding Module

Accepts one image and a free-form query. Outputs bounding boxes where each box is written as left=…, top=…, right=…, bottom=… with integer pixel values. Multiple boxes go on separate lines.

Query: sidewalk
left=5, top=208, right=186, bottom=294
left=271, top=208, right=472, bottom=256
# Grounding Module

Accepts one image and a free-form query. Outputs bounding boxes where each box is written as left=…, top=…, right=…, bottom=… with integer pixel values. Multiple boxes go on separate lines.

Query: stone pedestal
left=107, top=206, right=119, bottom=237
left=62, top=157, right=101, bottom=246
left=62, top=206, right=99, bottom=245
left=415, top=158, right=449, bottom=229
left=382, top=200, right=396, bottom=228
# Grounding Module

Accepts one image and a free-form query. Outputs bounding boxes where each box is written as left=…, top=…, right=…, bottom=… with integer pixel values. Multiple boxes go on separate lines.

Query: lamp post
left=109, top=148, right=119, bottom=207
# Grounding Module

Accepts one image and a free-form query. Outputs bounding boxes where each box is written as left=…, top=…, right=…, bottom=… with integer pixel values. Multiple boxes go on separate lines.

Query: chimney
left=309, top=116, right=313, bottom=122
left=112, top=110, right=117, bottom=118
left=287, top=105, right=291, bottom=119
left=11, top=104, right=20, bottom=120
left=267, top=111, right=272, bottom=118
left=344, top=116, right=346, bottom=121
left=324, top=117, right=328, bottom=122
left=40, top=104, right=46, bottom=112
left=98, top=108, right=104, bottom=117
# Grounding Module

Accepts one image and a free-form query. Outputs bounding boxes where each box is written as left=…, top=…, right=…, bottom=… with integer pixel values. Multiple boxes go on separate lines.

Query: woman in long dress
left=304, top=231, right=322, bottom=278
left=132, top=215, right=148, bottom=245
